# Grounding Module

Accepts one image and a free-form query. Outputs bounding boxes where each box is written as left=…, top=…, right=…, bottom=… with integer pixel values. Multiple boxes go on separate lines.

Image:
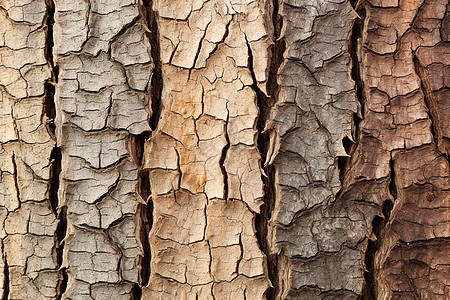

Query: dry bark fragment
left=355, top=1, right=450, bottom=298
left=141, top=0, right=273, bottom=299
left=53, top=0, right=153, bottom=298
left=266, top=0, right=372, bottom=298
left=0, top=0, right=59, bottom=299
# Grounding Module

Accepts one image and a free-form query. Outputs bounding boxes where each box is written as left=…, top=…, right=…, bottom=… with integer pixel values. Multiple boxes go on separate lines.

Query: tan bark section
left=0, top=1, right=59, bottom=298
left=142, top=0, right=272, bottom=298
left=53, top=0, right=153, bottom=298
left=355, top=0, right=450, bottom=298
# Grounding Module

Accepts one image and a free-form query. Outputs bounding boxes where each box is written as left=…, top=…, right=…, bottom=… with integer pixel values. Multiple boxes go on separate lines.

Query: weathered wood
left=0, top=1, right=58, bottom=298
left=141, top=1, right=273, bottom=298
left=53, top=0, right=153, bottom=298
left=0, top=0, right=448, bottom=299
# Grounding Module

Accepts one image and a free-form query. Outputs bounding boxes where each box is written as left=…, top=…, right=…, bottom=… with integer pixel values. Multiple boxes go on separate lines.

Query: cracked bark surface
left=1, top=0, right=449, bottom=299
left=141, top=1, right=272, bottom=298
left=357, top=1, right=450, bottom=299
left=266, top=0, right=449, bottom=299
left=52, top=0, right=153, bottom=298
left=0, top=0, right=58, bottom=298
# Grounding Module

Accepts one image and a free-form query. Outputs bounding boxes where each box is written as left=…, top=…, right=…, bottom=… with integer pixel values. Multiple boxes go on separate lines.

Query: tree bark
left=0, top=0, right=448, bottom=299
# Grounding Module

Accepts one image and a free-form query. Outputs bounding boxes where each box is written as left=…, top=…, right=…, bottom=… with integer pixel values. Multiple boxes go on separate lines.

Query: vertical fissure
left=361, top=158, right=395, bottom=300
left=219, top=110, right=230, bottom=201
left=2, top=252, right=8, bottom=300
left=250, top=1, right=285, bottom=298
left=346, top=2, right=393, bottom=299
left=141, top=0, right=162, bottom=131
left=56, top=206, right=68, bottom=300
left=11, top=154, right=20, bottom=210
left=339, top=0, right=366, bottom=188
left=44, top=0, right=67, bottom=298
left=131, top=131, right=152, bottom=296
left=133, top=1, right=162, bottom=297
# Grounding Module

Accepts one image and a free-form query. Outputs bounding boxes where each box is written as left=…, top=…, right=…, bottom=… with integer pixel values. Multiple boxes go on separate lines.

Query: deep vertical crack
left=219, top=109, right=230, bottom=201
left=11, top=154, right=20, bottom=210
left=361, top=159, right=395, bottom=300
left=132, top=0, right=163, bottom=297
left=248, top=1, right=285, bottom=298
left=44, top=0, right=67, bottom=298
left=338, top=0, right=366, bottom=189
left=346, top=1, right=390, bottom=298
left=56, top=206, right=68, bottom=300
left=1, top=252, right=8, bottom=300
left=141, top=0, right=162, bottom=131
left=132, top=131, right=152, bottom=294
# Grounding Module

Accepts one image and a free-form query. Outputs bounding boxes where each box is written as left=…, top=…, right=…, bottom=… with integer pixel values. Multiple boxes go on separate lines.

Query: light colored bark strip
left=53, top=0, right=153, bottom=298
left=142, top=0, right=272, bottom=298
left=0, top=0, right=59, bottom=298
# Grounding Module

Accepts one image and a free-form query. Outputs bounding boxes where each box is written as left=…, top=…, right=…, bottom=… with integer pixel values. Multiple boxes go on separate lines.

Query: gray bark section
left=266, top=0, right=377, bottom=298
left=53, top=0, right=152, bottom=298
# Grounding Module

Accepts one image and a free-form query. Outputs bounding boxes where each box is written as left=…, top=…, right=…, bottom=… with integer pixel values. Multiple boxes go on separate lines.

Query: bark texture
left=0, top=1, right=58, bottom=298
left=141, top=1, right=272, bottom=298
left=0, top=0, right=449, bottom=299
left=53, top=0, right=153, bottom=298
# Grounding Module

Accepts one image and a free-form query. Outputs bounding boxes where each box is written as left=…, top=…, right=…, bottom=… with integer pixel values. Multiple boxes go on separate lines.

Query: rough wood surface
left=0, top=1, right=58, bottom=298
left=53, top=0, right=153, bottom=298
left=0, top=0, right=449, bottom=299
left=266, top=0, right=449, bottom=299
left=141, top=0, right=273, bottom=298
left=265, top=0, right=372, bottom=298
left=356, top=1, right=450, bottom=299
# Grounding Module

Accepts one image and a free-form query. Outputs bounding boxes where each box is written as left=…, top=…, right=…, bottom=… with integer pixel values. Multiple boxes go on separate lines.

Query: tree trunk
left=0, top=0, right=448, bottom=299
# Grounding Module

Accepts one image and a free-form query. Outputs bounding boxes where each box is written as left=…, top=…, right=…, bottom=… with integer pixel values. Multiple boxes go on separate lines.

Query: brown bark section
left=354, top=0, right=450, bottom=298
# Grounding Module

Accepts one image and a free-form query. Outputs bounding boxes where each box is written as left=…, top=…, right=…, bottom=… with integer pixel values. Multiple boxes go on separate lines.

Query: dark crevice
left=257, top=163, right=278, bottom=300
left=141, top=0, right=162, bottom=131
left=360, top=199, right=393, bottom=300
left=131, top=283, right=141, bottom=300
left=138, top=167, right=152, bottom=286
left=252, top=1, right=285, bottom=299
left=336, top=1, right=366, bottom=202
left=11, top=154, right=21, bottom=210
left=48, top=147, right=61, bottom=216
left=131, top=131, right=152, bottom=296
left=360, top=159, right=395, bottom=300
left=349, top=1, right=366, bottom=145
left=43, top=0, right=58, bottom=141
left=43, top=81, right=56, bottom=137
left=133, top=1, right=161, bottom=297
left=348, top=2, right=390, bottom=299
left=388, top=159, right=397, bottom=201
left=49, top=147, right=68, bottom=300
left=338, top=136, right=355, bottom=185
left=44, top=0, right=57, bottom=79
left=219, top=110, right=230, bottom=200
left=44, top=0, right=66, bottom=298
left=56, top=207, right=68, bottom=300
left=2, top=252, right=9, bottom=300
